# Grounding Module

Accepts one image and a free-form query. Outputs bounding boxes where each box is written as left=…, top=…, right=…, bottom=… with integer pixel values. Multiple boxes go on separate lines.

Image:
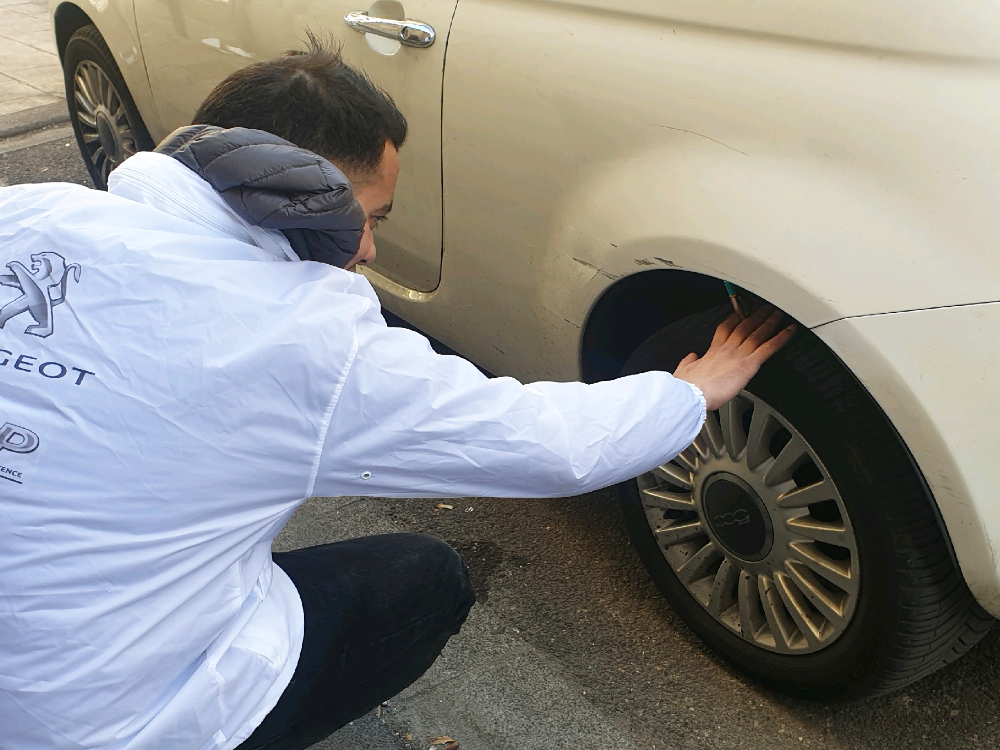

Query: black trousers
left=237, top=534, right=476, bottom=750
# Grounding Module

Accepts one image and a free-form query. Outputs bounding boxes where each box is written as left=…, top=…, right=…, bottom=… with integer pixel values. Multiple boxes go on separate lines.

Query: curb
left=0, top=102, right=70, bottom=140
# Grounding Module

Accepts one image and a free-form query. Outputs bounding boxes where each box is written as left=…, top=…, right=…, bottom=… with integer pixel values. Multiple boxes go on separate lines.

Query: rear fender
left=555, top=142, right=999, bottom=342
left=815, top=304, right=1000, bottom=617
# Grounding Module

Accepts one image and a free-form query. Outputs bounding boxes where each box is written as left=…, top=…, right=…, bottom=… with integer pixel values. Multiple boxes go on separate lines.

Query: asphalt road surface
left=4, top=128, right=1000, bottom=750
left=0, top=126, right=91, bottom=187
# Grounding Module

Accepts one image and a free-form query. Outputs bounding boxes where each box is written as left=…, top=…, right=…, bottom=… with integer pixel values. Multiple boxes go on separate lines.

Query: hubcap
left=73, top=60, right=137, bottom=184
left=637, top=392, right=860, bottom=655
left=702, top=474, right=773, bottom=562
left=95, top=111, right=120, bottom=162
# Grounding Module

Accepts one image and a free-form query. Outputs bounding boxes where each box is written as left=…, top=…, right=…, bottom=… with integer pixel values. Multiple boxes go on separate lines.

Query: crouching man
left=0, top=42, right=793, bottom=750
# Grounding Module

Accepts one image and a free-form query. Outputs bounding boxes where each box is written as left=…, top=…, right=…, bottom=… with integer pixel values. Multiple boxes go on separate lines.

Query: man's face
left=345, top=140, right=399, bottom=270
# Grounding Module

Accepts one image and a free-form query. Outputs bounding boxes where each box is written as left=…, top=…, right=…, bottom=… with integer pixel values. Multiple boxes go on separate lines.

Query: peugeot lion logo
left=0, top=422, right=39, bottom=454
left=0, top=252, right=81, bottom=338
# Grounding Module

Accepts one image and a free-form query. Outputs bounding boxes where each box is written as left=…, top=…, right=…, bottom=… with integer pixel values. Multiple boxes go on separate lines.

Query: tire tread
left=619, top=305, right=993, bottom=698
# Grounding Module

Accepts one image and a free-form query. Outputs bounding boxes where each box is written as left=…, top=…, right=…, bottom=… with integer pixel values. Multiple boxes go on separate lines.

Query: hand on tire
left=673, top=308, right=796, bottom=411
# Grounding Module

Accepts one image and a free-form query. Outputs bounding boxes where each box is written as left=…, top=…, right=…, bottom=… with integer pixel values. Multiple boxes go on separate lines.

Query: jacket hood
left=155, top=125, right=367, bottom=268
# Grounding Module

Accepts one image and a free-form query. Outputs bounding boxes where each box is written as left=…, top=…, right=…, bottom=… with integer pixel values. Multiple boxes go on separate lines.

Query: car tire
left=63, top=25, right=154, bottom=189
left=617, top=305, right=994, bottom=698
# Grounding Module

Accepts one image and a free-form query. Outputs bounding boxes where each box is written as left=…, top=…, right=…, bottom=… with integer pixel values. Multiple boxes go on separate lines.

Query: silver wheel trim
left=73, top=60, right=138, bottom=184
left=638, top=391, right=860, bottom=655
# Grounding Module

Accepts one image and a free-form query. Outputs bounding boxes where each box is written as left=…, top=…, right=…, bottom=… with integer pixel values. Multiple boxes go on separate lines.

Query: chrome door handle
left=344, top=12, right=436, bottom=48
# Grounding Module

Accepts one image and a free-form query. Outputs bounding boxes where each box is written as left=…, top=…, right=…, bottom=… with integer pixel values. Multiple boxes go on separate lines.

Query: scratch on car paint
left=634, top=258, right=656, bottom=266
left=563, top=317, right=581, bottom=329
left=492, top=345, right=505, bottom=355
left=573, top=257, right=620, bottom=282
left=655, top=257, right=677, bottom=267
left=654, top=125, right=749, bottom=157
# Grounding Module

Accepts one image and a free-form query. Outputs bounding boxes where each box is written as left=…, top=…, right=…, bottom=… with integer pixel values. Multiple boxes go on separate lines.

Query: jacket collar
left=154, top=126, right=366, bottom=269
left=108, top=151, right=297, bottom=262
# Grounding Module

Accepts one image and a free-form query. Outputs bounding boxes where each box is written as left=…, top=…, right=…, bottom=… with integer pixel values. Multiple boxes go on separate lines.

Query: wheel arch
left=53, top=1, right=92, bottom=60
left=575, top=255, right=971, bottom=614
left=579, top=269, right=728, bottom=384
left=51, top=0, right=163, bottom=138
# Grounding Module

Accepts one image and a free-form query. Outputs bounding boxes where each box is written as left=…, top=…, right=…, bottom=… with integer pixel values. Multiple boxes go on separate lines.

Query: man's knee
left=401, top=533, right=476, bottom=629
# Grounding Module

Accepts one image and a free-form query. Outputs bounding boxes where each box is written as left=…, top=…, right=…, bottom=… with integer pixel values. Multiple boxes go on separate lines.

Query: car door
left=134, top=0, right=455, bottom=291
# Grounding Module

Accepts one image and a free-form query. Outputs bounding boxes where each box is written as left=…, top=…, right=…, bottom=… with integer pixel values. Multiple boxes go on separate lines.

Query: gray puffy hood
left=155, top=125, right=366, bottom=268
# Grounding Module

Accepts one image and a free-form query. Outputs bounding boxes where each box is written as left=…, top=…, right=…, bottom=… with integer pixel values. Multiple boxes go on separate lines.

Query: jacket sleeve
left=310, top=310, right=707, bottom=499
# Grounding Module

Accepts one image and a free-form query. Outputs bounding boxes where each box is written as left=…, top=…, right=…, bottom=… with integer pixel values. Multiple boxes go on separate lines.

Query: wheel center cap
left=702, top=473, right=773, bottom=562
left=95, top=110, right=120, bottom=161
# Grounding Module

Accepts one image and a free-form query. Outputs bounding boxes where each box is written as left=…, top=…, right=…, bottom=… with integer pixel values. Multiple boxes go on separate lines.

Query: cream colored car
left=50, top=0, right=1000, bottom=698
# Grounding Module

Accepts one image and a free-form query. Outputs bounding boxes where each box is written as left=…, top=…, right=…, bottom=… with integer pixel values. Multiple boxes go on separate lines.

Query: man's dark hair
left=192, top=34, right=407, bottom=177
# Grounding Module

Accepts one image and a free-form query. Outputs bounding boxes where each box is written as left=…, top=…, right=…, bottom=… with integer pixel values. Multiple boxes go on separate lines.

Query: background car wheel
left=618, top=305, right=994, bottom=698
left=63, top=25, right=154, bottom=189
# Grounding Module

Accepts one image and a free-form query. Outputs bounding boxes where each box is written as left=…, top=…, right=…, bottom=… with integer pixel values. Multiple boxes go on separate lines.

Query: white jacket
left=0, top=152, right=705, bottom=749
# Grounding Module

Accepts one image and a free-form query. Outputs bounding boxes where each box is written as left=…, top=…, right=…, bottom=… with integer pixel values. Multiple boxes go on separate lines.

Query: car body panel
left=374, top=0, right=1000, bottom=383
left=815, top=302, right=1000, bottom=617
left=131, top=0, right=457, bottom=291
left=540, top=0, right=1000, bottom=61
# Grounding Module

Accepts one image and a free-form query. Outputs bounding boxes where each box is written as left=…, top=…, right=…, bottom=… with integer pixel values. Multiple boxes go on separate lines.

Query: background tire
left=618, top=305, right=993, bottom=698
left=63, top=25, right=154, bottom=189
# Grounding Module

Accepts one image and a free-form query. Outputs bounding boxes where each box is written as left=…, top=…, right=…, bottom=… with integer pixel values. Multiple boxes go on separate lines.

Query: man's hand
left=673, top=308, right=797, bottom=411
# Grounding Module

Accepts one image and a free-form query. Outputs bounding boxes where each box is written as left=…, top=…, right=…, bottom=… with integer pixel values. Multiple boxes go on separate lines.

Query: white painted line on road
left=0, top=125, right=75, bottom=156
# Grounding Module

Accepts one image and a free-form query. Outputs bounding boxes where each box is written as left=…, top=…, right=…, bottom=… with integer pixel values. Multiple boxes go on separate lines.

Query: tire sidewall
left=63, top=27, right=153, bottom=190
left=619, top=312, right=901, bottom=696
